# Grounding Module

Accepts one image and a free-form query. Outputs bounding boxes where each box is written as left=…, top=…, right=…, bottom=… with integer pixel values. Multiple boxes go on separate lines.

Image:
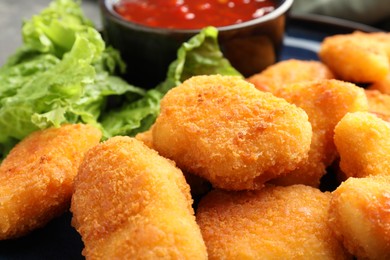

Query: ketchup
left=113, top=0, right=276, bottom=30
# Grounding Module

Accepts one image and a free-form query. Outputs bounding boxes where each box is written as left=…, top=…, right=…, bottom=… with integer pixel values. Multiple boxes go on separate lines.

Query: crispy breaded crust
left=334, top=112, right=390, bottom=178
left=319, top=31, right=390, bottom=83
left=135, top=127, right=154, bottom=149
left=365, top=89, right=390, bottom=122
left=369, top=74, right=390, bottom=95
left=0, top=124, right=102, bottom=239
left=247, top=59, right=334, bottom=93
left=71, top=136, right=207, bottom=260
left=197, top=185, right=350, bottom=259
left=271, top=79, right=368, bottom=187
left=152, top=75, right=312, bottom=190
left=329, top=175, right=390, bottom=259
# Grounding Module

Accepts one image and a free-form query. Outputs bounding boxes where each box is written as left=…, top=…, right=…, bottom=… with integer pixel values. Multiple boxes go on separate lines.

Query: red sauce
left=113, top=0, right=277, bottom=30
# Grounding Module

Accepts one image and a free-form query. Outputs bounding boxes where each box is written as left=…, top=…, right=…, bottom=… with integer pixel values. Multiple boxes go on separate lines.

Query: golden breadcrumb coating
left=369, top=74, right=390, bottom=95
left=71, top=136, right=207, bottom=260
left=197, top=185, right=351, bottom=259
left=247, top=59, right=334, bottom=93
left=334, top=111, right=390, bottom=178
left=152, top=75, right=312, bottom=190
left=329, top=175, right=390, bottom=259
left=365, top=89, right=390, bottom=122
left=271, top=79, right=368, bottom=187
left=135, top=127, right=154, bottom=149
left=0, top=124, right=102, bottom=239
left=319, top=31, right=390, bottom=83
left=135, top=126, right=211, bottom=200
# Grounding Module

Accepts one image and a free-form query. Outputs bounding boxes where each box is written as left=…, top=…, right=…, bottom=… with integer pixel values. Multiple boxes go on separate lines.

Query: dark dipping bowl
left=99, top=0, right=294, bottom=88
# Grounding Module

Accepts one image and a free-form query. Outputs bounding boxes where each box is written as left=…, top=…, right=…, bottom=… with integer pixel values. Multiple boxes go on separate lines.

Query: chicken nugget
left=196, top=185, right=351, bottom=259
left=329, top=175, right=390, bottom=259
left=369, top=74, right=390, bottom=95
left=365, top=89, right=390, bottom=122
left=271, top=79, right=368, bottom=187
left=152, top=75, right=312, bottom=190
left=135, top=127, right=154, bottom=149
left=334, top=111, right=390, bottom=178
left=136, top=127, right=211, bottom=203
left=247, top=59, right=334, bottom=93
left=0, top=124, right=102, bottom=239
left=71, top=136, right=207, bottom=259
left=319, top=31, right=390, bottom=83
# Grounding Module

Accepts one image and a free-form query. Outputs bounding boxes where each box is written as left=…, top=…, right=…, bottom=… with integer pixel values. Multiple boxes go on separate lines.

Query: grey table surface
left=0, top=0, right=101, bottom=66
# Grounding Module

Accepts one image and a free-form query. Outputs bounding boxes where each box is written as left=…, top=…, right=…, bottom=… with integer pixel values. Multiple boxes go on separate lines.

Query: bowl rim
left=100, top=0, right=294, bottom=34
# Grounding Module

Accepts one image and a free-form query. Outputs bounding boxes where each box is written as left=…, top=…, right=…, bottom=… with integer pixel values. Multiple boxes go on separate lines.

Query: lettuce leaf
left=0, top=0, right=144, bottom=159
left=157, top=26, right=242, bottom=94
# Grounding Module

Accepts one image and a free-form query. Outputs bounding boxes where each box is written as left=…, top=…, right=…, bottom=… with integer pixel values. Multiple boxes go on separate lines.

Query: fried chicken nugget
left=329, top=175, right=390, bottom=259
left=271, top=79, right=368, bottom=187
left=319, top=31, right=390, bottom=83
left=365, top=89, right=390, bottom=122
left=135, top=127, right=154, bottom=149
left=196, top=185, right=351, bottom=259
left=334, top=111, right=390, bottom=178
left=247, top=59, right=334, bottom=93
left=71, top=136, right=207, bottom=259
left=152, top=75, right=312, bottom=190
left=0, top=124, right=102, bottom=240
left=135, top=127, right=212, bottom=203
left=369, top=74, right=390, bottom=95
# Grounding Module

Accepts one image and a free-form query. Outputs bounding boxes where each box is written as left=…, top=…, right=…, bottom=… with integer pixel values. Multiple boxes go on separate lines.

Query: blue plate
left=0, top=14, right=381, bottom=260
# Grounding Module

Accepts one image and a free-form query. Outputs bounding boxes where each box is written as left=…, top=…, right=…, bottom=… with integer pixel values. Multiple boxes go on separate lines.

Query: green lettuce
left=0, top=0, right=144, bottom=159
